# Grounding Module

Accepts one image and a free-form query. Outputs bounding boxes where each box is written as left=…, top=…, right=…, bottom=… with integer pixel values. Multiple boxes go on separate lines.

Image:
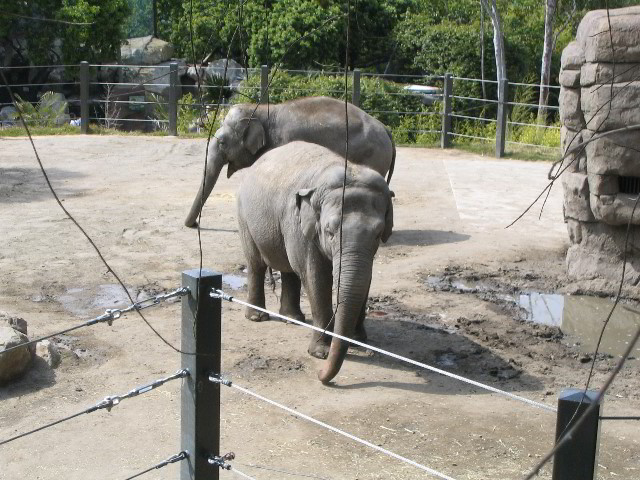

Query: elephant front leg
left=279, top=272, right=305, bottom=322
left=246, top=263, right=269, bottom=322
left=302, top=262, right=333, bottom=359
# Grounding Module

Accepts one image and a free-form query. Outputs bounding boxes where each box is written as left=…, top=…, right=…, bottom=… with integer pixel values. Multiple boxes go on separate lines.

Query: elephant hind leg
left=246, top=262, right=269, bottom=322
left=279, top=272, right=305, bottom=322
left=239, top=217, right=270, bottom=322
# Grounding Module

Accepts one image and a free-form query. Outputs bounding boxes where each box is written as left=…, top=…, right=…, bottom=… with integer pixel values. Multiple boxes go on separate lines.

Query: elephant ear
left=239, top=117, right=266, bottom=155
left=296, top=188, right=318, bottom=239
left=381, top=194, right=394, bottom=243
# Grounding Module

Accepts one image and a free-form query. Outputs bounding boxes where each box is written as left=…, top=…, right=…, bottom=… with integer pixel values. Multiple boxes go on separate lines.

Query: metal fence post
left=80, top=61, right=89, bottom=134
left=260, top=64, right=269, bottom=105
left=495, top=78, right=509, bottom=158
left=181, top=269, right=222, bottom=480
left=352, top=69, right=361, bottom=107
left=169, top=62, right=178, bottom=136
left=441, top=73, right=453, bottom=148
left=552, top=389, right=602, bottom=480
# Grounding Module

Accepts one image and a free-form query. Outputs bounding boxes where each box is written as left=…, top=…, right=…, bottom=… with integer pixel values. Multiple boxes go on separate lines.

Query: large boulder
left=39, top=92, right=71, bottom=126
left=0, top=326, right=34, bottom=385
left=0, top=105, right=17, bottom=127
left=121, top=36, right=174, bottom=65
left=186, top=58, right=246, bottom=88
left=577, top=6, right=640, bottom=63
left=118, top=60, right=187, bottom=98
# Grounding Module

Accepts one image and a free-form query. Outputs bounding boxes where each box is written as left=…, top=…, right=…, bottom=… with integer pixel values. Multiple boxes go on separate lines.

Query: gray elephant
left=236, top=141, right=393, bottom=384
left=185, top=96, right=395, bottom=227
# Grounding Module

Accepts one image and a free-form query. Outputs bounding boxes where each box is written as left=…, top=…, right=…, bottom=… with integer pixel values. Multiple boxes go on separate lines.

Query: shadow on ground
left=385, top=229, right=470, bottom=247
left=0, top=167, right=86, bottom=203
left=0, top=357, right=56, bottom=401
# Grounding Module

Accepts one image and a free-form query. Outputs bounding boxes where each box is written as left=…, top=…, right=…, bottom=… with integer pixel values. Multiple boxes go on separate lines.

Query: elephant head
left=184, top=105, right=266, bottom=227
left=296, top=166, right=393, bottom=384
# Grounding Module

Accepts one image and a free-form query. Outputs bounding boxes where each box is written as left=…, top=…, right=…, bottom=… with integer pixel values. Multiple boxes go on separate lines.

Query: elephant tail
left=385, top=128, right=396, bottom=186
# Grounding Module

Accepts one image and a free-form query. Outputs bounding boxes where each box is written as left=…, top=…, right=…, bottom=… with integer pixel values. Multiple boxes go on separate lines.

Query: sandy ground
left=0, top=136, right=638, bottom=480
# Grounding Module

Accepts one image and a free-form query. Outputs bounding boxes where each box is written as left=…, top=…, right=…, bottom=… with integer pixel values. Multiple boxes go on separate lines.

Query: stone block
left=590, top=192, right=640, bottom=225
left=586, top=129, right=640, bottom=175
left=560, top=127, right=586, bottom=172
left=36, top=340, right=61, bottom=368
left=566, top=218, right=583, bottom=244
left=0, top=312, right=27, bottom=335
left=0, top=326, right=33, bottom=385
left=581, top=81, right=640, bottom=130
left=560, top=70, right=581, bottom=88
left=561, top=41, right=585, bottom=70
left=121, top=36, right=175, bottom=65
left=577, top=6, right=640, bottom=63
left=588, top=173, right=619, bottom=195
left=559, top=87, right=585, bottom=130
left=562, top=172, right=595, bottom=221
left=581, top=62, right=640, bottom=87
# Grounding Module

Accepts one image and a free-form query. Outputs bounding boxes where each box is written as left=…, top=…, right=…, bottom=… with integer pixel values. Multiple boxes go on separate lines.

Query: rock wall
left=560, top=6, right=640, bottom=285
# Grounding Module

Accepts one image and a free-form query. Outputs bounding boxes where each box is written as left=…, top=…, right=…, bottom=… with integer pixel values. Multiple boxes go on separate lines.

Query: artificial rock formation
left=560, top=6, right=640, bottom=285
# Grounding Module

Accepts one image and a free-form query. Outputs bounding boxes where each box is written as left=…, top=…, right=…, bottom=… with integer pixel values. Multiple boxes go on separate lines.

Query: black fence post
left=552, top=389, right=602, bottom=480
left=352, top=69, right=361, bottom=107
left=80, top=61, right=89, bottom=134
left=169, top=62, right=178, bottom=136
left=260, top=64, right=269, bottom=105
left=441, top=73, right=453, bottom=148
left=181, top=269, right=222, bottom=480
left=495, top=78, right=509, bottom=158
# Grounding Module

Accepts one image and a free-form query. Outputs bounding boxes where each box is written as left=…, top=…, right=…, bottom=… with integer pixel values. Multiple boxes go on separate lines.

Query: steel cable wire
left=0, top=369, right=188, bottom=446
left=214, top=379, right=457, bottom=480
left=211, top=289, right=556, bottom=413
left=0, top=288, right=188, bottom=357
left=123, top=451, right=188, bottom=480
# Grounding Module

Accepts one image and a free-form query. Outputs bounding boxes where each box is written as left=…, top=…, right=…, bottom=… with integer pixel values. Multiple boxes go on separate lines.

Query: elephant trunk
left=184, top=151, right=225, bottom=227
left=318, top=251, right=372, bottom=384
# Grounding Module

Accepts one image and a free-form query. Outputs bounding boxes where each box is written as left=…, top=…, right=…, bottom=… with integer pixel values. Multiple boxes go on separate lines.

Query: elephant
left=184, top=96, right=396, bottom=227
left=236, top=141, right=393, bottom=384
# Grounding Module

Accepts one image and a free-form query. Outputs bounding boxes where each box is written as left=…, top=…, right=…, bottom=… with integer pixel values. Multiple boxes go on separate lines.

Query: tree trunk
left=480, top=0, right=507, bottom=102
left=538, top=0, right=558, bottom=122
left=480, top=4, right=487, bottom=101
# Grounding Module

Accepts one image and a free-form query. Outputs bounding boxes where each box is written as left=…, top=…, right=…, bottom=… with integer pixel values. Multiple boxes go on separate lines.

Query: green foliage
left=0, top=0, right=131, bottom=65
left=125, top=0, right=153, bottom=37
left=150, top=92, right=226, bottom=134
left=11, top=92, right=69, bottom=127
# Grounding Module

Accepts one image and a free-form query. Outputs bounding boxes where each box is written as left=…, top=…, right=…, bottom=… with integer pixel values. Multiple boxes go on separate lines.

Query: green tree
left=0, top=0, right=131, bottom=65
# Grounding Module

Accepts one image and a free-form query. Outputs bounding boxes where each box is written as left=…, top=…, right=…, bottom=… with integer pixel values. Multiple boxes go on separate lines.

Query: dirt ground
left=0, top=136, right=638, bottom=480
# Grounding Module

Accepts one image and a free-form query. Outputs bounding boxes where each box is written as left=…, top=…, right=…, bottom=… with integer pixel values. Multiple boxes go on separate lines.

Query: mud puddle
left=426, top=275, right=640, bottom=358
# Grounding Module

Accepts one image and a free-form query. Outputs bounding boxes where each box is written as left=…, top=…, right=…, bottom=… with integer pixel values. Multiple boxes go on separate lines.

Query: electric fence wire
left=123, top=451, right=188, bottom=480
left=211, top=377, right=457, bottom=480
left=211, top=289, right=556, bottom=413
left=234, top=462, right=331, bottom=480
left=228, top=466, right=259, bottom=480
left=0, top=288, right=188, bottom=357
left=0, top=369, right=189, bottom=447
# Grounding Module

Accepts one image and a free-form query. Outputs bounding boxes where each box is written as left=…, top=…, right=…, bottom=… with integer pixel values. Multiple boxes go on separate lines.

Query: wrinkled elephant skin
left=184, top=96, right=395, bottom=227
left=236, top=141, right=393, bottom=384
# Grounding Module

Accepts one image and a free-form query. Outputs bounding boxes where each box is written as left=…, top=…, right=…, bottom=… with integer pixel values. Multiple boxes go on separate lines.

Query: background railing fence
left=1, top=62, right=561, bottom=157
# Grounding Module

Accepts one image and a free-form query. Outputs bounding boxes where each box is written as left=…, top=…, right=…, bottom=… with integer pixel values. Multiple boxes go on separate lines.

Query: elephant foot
left=279, top=307, right=305, bottom=324
left=185, top=220, right=198, bottom=228
left=308, top=340, right=330, bottom=359
left=245, top=308, right=269, bottom=322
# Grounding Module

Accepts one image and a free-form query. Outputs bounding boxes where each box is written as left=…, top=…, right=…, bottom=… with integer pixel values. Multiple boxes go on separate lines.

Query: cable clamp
left=208, top=373, right=232, bottom=387
left=208, top=452, right=235, bottom=470
left=104, top=309, right=121, bottom=326
left=210, top=289, right=233, bottom=301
